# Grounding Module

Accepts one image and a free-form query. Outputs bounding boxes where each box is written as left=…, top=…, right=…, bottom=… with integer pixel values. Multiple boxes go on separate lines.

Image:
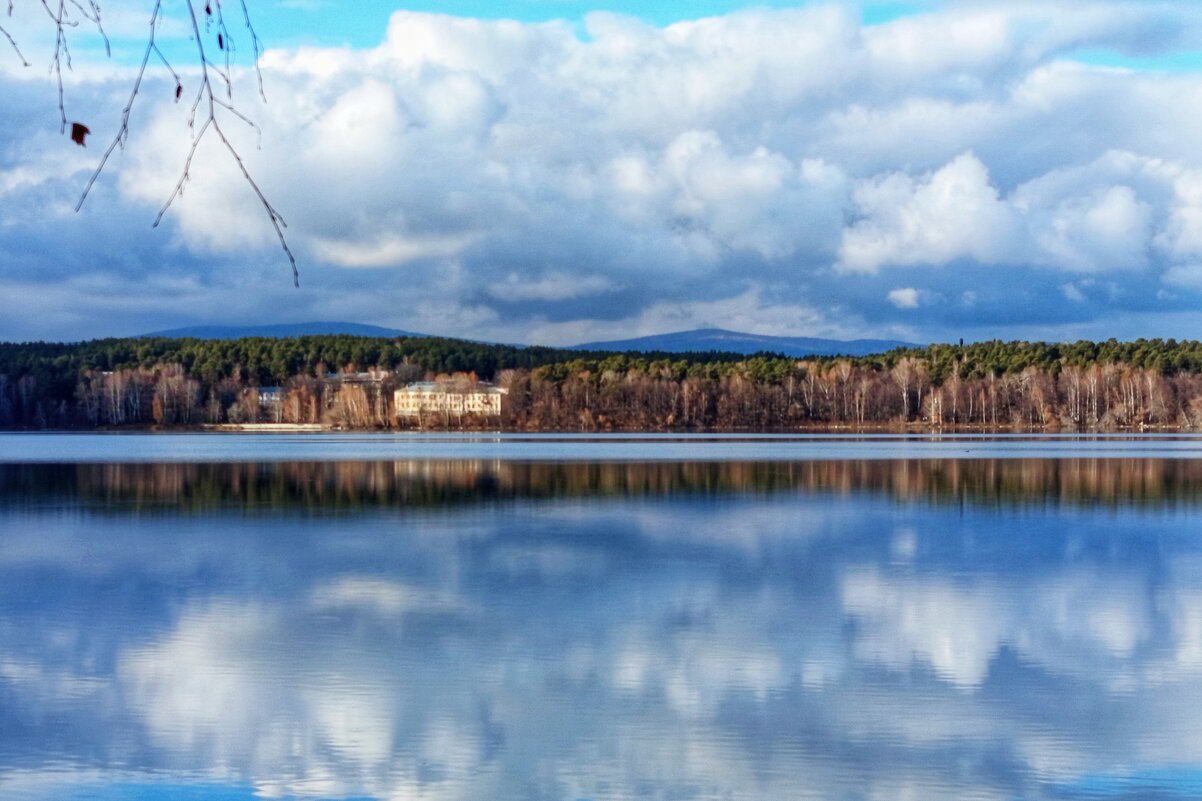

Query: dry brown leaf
left=70, top=122, right=90, bottom=147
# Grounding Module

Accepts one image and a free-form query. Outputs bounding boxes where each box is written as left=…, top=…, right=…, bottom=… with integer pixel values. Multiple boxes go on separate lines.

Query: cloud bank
left=3, top=1, right=1202, bottom=343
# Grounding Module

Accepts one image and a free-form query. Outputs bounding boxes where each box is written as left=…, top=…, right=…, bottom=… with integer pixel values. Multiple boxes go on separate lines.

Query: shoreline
left=2, top=423, right=1201, bottom=435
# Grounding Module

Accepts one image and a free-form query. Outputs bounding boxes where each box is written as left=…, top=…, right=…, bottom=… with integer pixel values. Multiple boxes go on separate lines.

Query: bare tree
left=3, top=0, right=297, bottom=285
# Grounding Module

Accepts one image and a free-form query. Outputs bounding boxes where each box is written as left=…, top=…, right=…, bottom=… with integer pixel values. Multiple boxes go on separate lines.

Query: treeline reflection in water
left=2, top=457, right=1202, bottom=512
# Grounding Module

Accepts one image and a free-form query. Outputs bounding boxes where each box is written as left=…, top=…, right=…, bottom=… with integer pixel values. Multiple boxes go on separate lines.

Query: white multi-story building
left=394, top=382, right=507, bottom=418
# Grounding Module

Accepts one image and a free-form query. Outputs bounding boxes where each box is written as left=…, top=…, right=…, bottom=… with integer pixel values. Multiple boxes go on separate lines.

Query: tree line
left=5, top=335, right=1202, bottom=430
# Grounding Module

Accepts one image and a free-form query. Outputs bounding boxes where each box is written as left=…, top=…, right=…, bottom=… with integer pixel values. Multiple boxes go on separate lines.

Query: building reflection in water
left=2, top=457, right=1201, bottom=511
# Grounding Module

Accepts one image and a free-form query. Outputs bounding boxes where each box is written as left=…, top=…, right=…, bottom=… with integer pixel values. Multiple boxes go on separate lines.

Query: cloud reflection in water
left=0, top=459, right=1200, bottom=800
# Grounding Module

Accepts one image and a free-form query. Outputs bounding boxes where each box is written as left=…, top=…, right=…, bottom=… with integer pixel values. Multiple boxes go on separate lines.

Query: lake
left=2, top=433, right=1202, bottom=800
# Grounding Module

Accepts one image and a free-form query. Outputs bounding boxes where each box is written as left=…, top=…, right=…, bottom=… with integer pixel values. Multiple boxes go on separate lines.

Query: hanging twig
left=210, top=0, right=234, bottom=99
left=70, top=0, right=299, bottom=286
left=66, top=0, right=108, bottom=56
left=17, top=0, right=108, bottom=131
left=75, top=0, right=165, bottom=210
left=42, top=0, right=73, bottom=133
left=1, top=0, right=29, bottom=64
left=210, top=121, right=295, bottom=285
left=148, top=0, right=297, bottom=285
left=7, top=0, right=297, bottom=285
left=0, top=23, right=29, bottom=65
left=237, top=0, right=265, bottom=101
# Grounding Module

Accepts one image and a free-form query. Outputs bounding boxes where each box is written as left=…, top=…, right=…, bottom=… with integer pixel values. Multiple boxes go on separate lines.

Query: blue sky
left=252, top=0, right=922, bottom=44
left=3, top=0, right=1202, bottom=345
left=252, top=1, right=1202, bottom=73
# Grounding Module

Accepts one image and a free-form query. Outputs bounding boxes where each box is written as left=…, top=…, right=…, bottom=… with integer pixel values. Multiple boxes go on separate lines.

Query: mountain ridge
left=570, top=327, right=915, bottom=357
left=136, top=322, right=914, bottom=358
left=139, top=322, right=421, bottom=340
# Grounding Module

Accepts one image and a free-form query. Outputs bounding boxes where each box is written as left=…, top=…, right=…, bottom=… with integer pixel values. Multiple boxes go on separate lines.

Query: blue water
left=4, top=431, right=1202, bottom=462
left=1, top=436, right=1201, bottom=800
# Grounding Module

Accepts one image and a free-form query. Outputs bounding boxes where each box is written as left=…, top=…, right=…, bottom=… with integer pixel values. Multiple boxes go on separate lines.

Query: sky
left=3, top=0, right=1202, bottom=345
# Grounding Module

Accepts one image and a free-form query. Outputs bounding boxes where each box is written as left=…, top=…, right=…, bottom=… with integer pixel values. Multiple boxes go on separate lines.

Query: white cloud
left=310, top=233, right=479, bottom=268
left=1157, top=169, right=1202, bottom=261
left=1029, top=185, right=1153, bottom=272
left=840, top=150, right=1177, bottom=275
left=1062, top=282, right=1087, bottom=302
left=1162, top=264, right=1202, bottom=291
left=839, top=153, right=1020, bottom=272
left=888, top=288, right=921, bottom=309
left=485, top=271, right=617, bottom=302
left=659, top=130, right=848, bottom=260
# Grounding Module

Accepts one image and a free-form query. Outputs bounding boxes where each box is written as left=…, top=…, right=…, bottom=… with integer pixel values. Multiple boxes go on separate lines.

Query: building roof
left=399, top=382, right=507, bottom=394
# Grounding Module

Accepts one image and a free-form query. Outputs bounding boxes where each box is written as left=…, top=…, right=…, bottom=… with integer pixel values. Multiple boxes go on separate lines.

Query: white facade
left=394, top=383, right=506, bottom=418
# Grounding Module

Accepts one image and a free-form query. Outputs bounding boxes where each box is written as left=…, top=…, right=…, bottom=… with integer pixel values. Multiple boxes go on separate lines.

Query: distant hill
left=140, top=322, right=421, bottom=340
left=571, top=328, right=915, bottom=357
left=134, top=322, right=913, bottom=357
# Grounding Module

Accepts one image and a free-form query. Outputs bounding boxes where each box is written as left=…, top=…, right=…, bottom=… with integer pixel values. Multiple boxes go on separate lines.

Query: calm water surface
left=6, top=431, right=1202, bottom=461
left=2, top=434, right=1202, bottom=799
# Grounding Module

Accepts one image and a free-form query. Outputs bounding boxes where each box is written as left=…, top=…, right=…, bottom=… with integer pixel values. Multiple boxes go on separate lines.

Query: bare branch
left=212, top=120, right=298, bottom=287
left=153, top=115, right=211, bottom=226
left=203, top=55, right=232, bottom=97
left=30, top=0, right=104, bottom=131
left=150, top=43, right=179, bottom=87
left=142, top=0, right=298, bottom=285
left=39, top=0, right=77, bottom=26
left=211, top=0, right=233, bottom=99
left=44, top=0, right=70, bottom=133
left=0, top=22, right=29, bottom=66
left=23, top=0, right=298, bottom=285
left=237, top=0, right=265, bottom=101
left=75, top=0, right=164, bottom=211
left=67, top=0, right=108, bottom=56
left=187, top=77, right=204, bottom=125
left=213, top=94, right=262, bottom=145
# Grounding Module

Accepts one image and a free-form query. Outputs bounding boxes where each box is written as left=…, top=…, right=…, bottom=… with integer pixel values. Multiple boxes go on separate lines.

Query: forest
left=4, top=334, right=1202, bottom=430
